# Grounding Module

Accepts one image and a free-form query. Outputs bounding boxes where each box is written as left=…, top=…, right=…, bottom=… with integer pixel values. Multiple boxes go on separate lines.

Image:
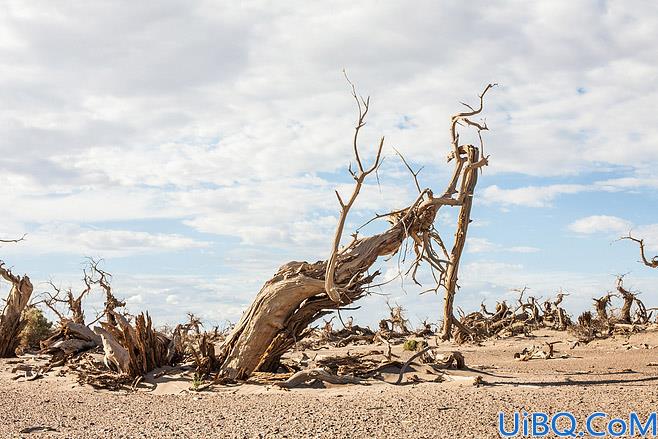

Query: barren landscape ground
left=2, top=328, right=658, bottom=438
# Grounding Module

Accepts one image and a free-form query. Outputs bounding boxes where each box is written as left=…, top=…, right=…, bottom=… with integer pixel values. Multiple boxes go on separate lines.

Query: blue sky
left=1, top=1, right=657, bottom=327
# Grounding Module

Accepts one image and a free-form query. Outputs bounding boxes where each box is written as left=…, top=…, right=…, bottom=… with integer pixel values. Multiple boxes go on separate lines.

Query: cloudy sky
left=1, top=1, right=657, bottom=327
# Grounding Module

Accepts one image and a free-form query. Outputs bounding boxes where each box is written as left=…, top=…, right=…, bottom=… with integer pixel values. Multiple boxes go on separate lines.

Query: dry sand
left=2, top=329, right=658, bottom=438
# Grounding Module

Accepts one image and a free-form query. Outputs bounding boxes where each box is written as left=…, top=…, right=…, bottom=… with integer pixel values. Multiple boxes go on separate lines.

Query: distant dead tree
left=592, top=293, right=613, bottom=321
left=214, top=80, right=495, bottom=380
left=620, top=233, right=658, bottom=269
left=36, top=258, right=124, bottom=327
left=614, top=275, right=650, bottom=324
left=381, top=300, right=411, bottom=334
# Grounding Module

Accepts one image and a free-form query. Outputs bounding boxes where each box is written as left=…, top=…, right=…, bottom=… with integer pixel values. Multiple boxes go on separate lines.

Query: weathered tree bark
left=440, top=145, right=479, bottom=339
left=218, top=226, right=406, bottom=379
left=95, top=326, right=130, bottom=373
left=41, top=320, right=101, bottom=355
left=215, top=84, right=494, bottom=379
left=97, top=311, right=176, bottom=377
left=0, top=262, right=34, bottom=357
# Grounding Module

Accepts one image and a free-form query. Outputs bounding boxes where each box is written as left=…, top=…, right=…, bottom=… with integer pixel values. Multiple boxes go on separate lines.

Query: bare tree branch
left=620, top=233, right=658, bottom=269
left=0, top=234, right=26, bottom=244
left=325, top=76, right=385, bottom=303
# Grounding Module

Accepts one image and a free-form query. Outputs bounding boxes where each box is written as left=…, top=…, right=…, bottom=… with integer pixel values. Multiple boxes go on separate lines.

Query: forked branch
left=325, top=74, right=384, bottom=302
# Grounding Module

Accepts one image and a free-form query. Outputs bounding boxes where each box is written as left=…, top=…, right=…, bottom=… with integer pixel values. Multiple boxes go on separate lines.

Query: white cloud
left=568, top=216, right=658, bottom=252
left=2, top=224, right=208, bottom=257
left=481, top=175, right=658, bottom=208
left=594, top=177, right=658, bottom=192
left=482, top=184, right=589, bottom=207
left=467, top=238, right=498, bottom=254
left=467, top=237, right=540, bottom=254
left=165, top=295, right=179, bottom=305
left=568, top=215, right=633, bottom=235
left=634, top=224, right=658, bottom=252
left=508, top=246, right=541, bottom=254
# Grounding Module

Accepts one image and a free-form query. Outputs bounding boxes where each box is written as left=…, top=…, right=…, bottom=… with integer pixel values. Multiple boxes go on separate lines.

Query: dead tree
left=40, top=278, right=91, bottom=325
left=214, top=83, right=494, bottom=380
left=614, top=275, right=651, bottom=324
left=620, top=234, right=658, bottom=269
left=36, top=262, right=118, bottom=360
left=382, top=300, right=410, bottom=334
left=616, top=276, right=635, bottom=323
left=593, top=293, right=612, bottom=321
left=439, top=118, right=485, bottom=339
left=86, top=259, right=126, bottom=324
left=0, top=262, right=34, bottom=357
left=542, top=292, right=570, bottom=330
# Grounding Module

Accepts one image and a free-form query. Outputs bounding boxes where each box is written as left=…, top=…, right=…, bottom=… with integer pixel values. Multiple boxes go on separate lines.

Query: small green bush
left=18, top=307, right=53, bottom=351
left=403, top=339, right=418, bottom=351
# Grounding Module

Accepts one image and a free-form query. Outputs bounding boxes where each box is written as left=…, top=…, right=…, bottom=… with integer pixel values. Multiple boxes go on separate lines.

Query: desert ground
left=2, top=328, right=658, bottom=438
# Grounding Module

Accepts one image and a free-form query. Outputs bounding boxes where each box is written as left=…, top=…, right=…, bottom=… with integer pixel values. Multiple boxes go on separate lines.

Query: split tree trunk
left=0, top=264, right=34, bottom=357
left=440, top=146, right=479, bottom=340
left=95, top=311, right=178, bottom=377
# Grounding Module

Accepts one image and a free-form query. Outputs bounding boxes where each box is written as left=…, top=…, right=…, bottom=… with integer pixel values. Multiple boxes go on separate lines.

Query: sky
left=1, top=0, right=657, bottom=328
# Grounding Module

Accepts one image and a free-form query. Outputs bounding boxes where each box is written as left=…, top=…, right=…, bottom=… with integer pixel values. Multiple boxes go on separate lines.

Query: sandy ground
left=2, top=329, right=658, bottom=438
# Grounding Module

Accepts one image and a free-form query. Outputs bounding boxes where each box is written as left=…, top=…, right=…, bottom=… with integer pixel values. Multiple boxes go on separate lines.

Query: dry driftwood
left=38, top=262, right=130, bottom=364
left=0, top=262, right=34, bottom=357
left=95, top=326, right=130, bottom=373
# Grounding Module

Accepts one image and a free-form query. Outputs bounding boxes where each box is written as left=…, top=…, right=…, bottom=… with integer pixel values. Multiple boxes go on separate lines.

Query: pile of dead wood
left=292, top=303, right=433, bottom=358
left=454, top=288, right=571, bottom=343
left=251, top=346, right=468, bottom=389
left=572, top=276, right=656, bottom=343
left=0, top=260, right=186, bottom=389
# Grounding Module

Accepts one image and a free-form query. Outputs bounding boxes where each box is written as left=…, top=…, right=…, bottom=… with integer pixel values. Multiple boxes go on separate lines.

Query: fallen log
left=395, top=348, right=465, bottom=384
left=274, top=368, right=364, bottom=388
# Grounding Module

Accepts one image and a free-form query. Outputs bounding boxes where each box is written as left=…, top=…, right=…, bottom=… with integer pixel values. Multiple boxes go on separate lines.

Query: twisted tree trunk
left=217, top=223, right=410, bottom=379
left=0, top=263, right=34, bottom=357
